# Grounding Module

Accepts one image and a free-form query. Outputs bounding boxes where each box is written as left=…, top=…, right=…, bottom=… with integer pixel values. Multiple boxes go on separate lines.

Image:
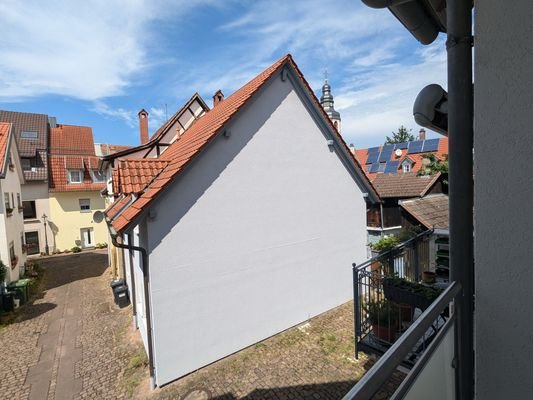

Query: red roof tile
left=110, top=54, right=377, bottom=232
left=0, top=122, right=11, bottom=169
left=48, top=124, right=105, bottom=192
left=97, top=143, right=133, bottom=156
left=113, top=159, right=169, bottom=195
left=400, top=194, right=449, bottom=229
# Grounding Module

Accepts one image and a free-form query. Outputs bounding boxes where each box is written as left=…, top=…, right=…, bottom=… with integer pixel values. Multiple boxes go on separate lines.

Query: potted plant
left=382, top=275, right=443, bottom=311
left=366, top=299, right=399, bottom=342
left=0, top=260, right=6, bottom=292
left=422, top=271, right=437, bottom=284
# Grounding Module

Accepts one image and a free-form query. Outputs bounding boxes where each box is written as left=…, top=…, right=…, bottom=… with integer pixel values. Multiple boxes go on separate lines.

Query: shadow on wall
left=147, top=78, right=292, bottom=251
left=48, top=220, right=59, bottom=252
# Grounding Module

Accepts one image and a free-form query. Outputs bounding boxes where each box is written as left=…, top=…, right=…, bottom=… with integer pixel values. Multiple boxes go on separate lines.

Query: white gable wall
left=146, top=73, right=368, bottom=386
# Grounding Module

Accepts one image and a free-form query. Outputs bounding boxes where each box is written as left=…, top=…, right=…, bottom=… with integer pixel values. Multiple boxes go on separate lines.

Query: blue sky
left=0, top=0, right=447, bottom=148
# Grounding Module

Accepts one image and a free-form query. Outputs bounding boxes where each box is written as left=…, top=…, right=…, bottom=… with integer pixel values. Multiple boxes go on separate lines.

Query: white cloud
left=0, top=0, right=218, bottom=101
left=90, top=101, right=136, bottom=127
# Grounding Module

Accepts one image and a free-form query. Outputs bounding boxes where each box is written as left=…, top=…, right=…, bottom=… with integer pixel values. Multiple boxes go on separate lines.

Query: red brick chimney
left=213, top=90, right=224, bottom=107
left=138, top=109, right=149, bottom=144
left=418, top=128, right=426, bottom=141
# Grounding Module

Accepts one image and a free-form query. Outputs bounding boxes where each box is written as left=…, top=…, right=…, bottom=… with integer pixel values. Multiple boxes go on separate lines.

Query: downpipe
left=111, top=234, right=156, bottom=390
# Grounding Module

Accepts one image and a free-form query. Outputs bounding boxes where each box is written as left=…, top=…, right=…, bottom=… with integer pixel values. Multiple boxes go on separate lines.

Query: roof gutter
left=107, top=222, right=156, bottom=389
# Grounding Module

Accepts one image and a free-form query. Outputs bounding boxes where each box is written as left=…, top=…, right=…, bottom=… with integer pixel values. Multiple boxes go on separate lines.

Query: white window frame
left=402, top=160, right=412, bottom=173
left=79, top=198, right=91, bottom=212
left=21, top=130, right=38, bottom=139
left=91, top=170, right=106, bottom=183
left=68, top=169, right=83, bottom=183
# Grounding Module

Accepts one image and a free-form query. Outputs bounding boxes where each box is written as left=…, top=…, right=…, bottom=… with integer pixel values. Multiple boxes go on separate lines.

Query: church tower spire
left=320, top=78, right=341, bottom=132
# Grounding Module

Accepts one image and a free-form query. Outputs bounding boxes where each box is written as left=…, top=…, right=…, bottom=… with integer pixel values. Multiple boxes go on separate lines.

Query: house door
left=80, top=228, right=94, bottom=248
left=25, top=231, right=40, bottom=255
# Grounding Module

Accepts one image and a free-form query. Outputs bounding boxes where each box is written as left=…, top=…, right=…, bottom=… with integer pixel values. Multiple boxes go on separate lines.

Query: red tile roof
left=113, top=159, right=169, bottom=194
left=108, top=54, right=378, bottom=232
left=48, top=124, right=105, bottom=192
left=0, top=122, right=11, bottom=170
left=50, top=125, right=96, bottom=155
left=355, top=138, right=448, bottom=181
left=104, top=194, right=133, bottom=221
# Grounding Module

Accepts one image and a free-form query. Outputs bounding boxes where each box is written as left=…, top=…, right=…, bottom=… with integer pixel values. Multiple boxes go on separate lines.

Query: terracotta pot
left=423, top=271, right=437, bottom=284
left=372, top=324, right=396, bottom=342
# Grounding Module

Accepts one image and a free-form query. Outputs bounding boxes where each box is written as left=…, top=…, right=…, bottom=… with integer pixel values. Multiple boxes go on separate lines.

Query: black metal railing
left=343, top=282, right=461, bottom=400
left=354, top=230, right=436, bottom=358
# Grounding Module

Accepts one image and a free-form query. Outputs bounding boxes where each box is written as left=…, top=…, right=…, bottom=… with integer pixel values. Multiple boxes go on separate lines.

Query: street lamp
left=41, top=213, right=49, bottom=256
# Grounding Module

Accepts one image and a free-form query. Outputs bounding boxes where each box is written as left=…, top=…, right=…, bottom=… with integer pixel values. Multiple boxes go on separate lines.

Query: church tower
left=320, top=79, right=341, bottom=132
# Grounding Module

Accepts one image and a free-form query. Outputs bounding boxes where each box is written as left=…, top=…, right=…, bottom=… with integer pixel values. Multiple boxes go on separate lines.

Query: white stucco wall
left=145, top=72, right=368, bottom=385
left=474, top=2, right=533, bottom=399
left=21, top=181, right=50, bottom=255
left=0, top=145, right=27, bottom=283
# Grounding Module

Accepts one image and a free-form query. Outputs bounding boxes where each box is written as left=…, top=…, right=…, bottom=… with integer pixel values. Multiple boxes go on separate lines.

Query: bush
left=71, top=246, right=82, bottom=253
left=0, top=260, right=6, bottom=283
left=369, top=235, right=400, bottom=252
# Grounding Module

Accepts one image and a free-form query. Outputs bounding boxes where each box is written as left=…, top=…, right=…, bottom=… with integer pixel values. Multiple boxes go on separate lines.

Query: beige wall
left=21, top=181, right=51, bottom=255
left=48, top=191, right=107, bottom=251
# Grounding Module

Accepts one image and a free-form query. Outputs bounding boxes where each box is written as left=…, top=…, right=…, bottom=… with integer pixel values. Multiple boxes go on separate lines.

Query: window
left=23, top=201, right=37, bottom=219
left=402, top=160, right=412, bottom=173
left=21, top=158, right=31, bottom=171
left=79, top=198, right=90, bottom=212
left=21, top=130, right=38, bottom=139
left=17, top=193, right=21, bottom=209
left=92, top=170, right=106, bottom=183
left=4, top=192, right=11, bottom=211
left=9, top=241, right=16, bottom=266
left=68, top=169, right=82, bottom=183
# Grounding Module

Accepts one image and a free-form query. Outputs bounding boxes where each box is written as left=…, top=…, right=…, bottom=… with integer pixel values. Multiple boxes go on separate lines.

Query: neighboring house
left=99, top=92, right=210, bottom=279
left=400, top=193, right=449, bottom=277
left=354, top=138, right=447, bottom=246
left=0, top=110, right=52, bottom=255
left=94, top=143, right=132, bottom=157
left=104, top=54, right=379, bottom=387
left=0, top=123, right=26, bottom=283
left=48, top=124, right=107, bottom=251
left=366, top=171, right=444, bottom=247
left=354, top=133, right=448, bottom=179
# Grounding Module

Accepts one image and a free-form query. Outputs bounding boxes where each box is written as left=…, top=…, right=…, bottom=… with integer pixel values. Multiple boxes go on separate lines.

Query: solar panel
left=384, top=160, right=400, bottom=174
left=394, top=142, right=409, bottom=150
left=378, top=145, right=394, bottom=162
left=407, top=140, right=424, bottom=154
left=366, top=147, right=380, bottom=164
left=368, top=163, right=380, bottom=173
left=422, top=138, right=440, bottom=152
left=378, top=163, right=386, bottom=172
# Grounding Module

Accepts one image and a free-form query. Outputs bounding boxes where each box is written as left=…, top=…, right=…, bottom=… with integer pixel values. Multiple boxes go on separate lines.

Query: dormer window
left=21, top=130, right=38, bottom=139
left=68, top=169, right=83, bottom=183
left=401, top=159, right=413, bottom=173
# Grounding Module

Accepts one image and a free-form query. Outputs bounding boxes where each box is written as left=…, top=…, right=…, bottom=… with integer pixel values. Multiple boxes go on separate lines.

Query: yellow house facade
left=48, top=191, right=107, bottom=251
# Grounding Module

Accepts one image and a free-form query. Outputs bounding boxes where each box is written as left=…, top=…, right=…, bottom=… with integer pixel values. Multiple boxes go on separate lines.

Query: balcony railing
left=343, top=281, right=460, bottom=400
left=354, top=230, right=438, bottom=358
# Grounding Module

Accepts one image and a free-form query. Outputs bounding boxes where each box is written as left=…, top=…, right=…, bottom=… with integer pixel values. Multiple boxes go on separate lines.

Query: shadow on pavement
left=38, top=252, right=109, bottom=292
left=207, top=380, right=357, bottom=400
left=15, top=302, right=57, bottom=322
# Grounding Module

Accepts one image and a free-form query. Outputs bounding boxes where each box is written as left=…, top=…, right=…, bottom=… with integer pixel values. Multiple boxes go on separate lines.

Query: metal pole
left=43, top=217, right=49, bottom=255
left=353, top=263, right=359, bottom=359
left=446, top=1, right=474, bottom=398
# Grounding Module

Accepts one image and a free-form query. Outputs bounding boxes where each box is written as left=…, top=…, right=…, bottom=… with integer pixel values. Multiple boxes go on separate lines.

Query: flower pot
left=423, top=271, right=437, bottom=284
left=372, top=324, right=396, bottom=342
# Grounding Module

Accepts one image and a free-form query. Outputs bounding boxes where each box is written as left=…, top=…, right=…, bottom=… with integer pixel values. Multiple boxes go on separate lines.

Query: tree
left=385, top=125, right=415, bottom=144
left=418, top=153, right=449, bottom=186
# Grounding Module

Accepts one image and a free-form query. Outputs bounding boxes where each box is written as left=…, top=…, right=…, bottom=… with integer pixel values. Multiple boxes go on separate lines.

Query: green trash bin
left=7, top=278, right=31, bottom=305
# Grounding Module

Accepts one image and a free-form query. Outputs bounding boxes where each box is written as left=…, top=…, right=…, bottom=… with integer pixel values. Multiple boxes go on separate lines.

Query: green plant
left=370, top=235, right=400, bottom=252
left=0, top=260, right=6, bottom=284
left=365, top=299, right=399, bottom=326
left=71, top=246, right=82, bottom=253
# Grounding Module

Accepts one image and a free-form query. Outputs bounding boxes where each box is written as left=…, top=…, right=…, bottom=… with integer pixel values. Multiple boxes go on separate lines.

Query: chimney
left=213, top=90, right=224, bottom=107
left=349, top=143, right=355, bottom=154
left=138, top=109, right=149, bottom=145
left=418, top=128, right=426, bottom=141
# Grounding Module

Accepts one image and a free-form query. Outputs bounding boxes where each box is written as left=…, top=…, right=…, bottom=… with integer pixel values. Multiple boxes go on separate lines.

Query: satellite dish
left=395, top=148, right=403, bottom=157
left=93, top=211, right=104, bottom=223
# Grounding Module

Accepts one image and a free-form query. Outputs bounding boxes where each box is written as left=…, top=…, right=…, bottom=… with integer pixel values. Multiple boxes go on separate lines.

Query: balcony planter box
left=382, top=277, right=442, bottom=311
